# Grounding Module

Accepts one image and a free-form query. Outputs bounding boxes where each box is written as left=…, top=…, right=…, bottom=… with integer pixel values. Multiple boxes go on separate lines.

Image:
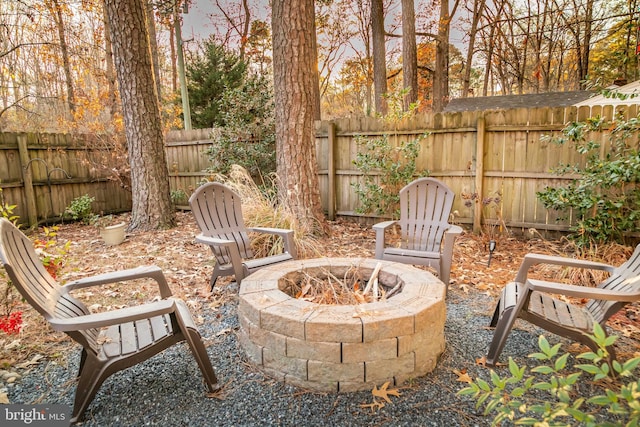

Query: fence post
left=473, top=116, right=485, bottom=233
left=17, top=134, right=38, bottom=227
left=327, top=122, right=336, bottom=220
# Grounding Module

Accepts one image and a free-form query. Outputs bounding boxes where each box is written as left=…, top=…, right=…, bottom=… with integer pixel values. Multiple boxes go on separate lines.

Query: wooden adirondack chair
left=0, top=218, right=219, bottom=424
left=373, top=177, right=462, bottom=287
left=189, top=182, right=297, bottom=289
left=486, top=246, right=640, bottom=366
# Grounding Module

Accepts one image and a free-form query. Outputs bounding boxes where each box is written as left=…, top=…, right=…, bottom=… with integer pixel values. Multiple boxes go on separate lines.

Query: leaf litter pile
left=281, top=262, right=401, bottom=305
left=0, top=212, right=638, bottom=413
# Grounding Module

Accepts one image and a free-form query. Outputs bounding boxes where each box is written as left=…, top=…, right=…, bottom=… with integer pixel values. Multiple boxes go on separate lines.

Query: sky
left=180, top=1, right=467, bottom=50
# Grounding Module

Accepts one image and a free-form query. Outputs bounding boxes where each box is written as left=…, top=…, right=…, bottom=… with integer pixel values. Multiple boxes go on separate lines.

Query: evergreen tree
left=187, top=39, right=247, bottom=129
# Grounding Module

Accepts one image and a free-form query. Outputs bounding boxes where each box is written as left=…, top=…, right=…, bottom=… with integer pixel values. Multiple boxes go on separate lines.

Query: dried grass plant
left=217, top=165, right=322, bottom=259
left=534, top=237, right=634, bottom=286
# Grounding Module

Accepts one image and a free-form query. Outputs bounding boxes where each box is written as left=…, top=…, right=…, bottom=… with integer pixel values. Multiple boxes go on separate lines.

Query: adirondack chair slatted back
left=0, top=219, right=99, bottom=350
left=189, top=182, right=254, bottom=263
left=398, top=178, right=455, bottom=253
left=588, top=245, right=640, bottom=323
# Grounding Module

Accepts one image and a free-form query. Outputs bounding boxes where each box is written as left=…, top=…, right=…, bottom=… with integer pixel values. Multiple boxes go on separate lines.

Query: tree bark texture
left=371, top=0, right=387, bottom=115
left=45, top=0, right=75, bottom=115
left=104, top=0, right=175, bottom=230
left=146, top=0, right=162, bottom=102
left=401, top=0, right=418, bottom=111
left=433, top=0, right=451, bottom=112
left=271, top=0, right=327, bottom=234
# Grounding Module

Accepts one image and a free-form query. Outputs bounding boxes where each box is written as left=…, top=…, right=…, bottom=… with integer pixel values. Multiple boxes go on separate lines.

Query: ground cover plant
left=460, top=324, right=640, bottom=426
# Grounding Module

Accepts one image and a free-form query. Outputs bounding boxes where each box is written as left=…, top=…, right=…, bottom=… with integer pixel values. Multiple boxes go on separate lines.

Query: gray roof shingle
left=443, top=91, right=595, bottom=112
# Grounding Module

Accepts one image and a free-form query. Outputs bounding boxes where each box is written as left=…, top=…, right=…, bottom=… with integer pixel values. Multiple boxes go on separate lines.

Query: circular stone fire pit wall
left=237, top=258, right=446, bottom=392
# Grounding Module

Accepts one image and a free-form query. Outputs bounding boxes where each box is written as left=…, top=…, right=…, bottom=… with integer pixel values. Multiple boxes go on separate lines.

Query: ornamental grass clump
left=218, top=165, right=321, bottom=259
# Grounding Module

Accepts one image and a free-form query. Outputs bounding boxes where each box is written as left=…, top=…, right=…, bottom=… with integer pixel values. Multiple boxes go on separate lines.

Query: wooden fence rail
left=1, top=104, right=634, bottom=232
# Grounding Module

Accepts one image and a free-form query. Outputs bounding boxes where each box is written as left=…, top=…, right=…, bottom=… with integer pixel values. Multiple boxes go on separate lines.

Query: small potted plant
left=94, top=214, right=127, bottom=246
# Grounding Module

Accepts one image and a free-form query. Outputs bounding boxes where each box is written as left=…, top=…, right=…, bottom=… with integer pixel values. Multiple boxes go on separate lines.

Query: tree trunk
left=462, top=0, right=486, bottom=97
left=104, top=0, right=175, bottom=231
left=146, top=0, right=162, bottom=102
left=371, top=0, right=387, bottom=115
left=401, top=0, right=418, bottom=111
left=46, top=0, right=75, bottom=115
left=271, top=0, right=327, bottom=235
left=102, top=0, right=118, bottom=118
left=432, top=0, right=451, bottom=112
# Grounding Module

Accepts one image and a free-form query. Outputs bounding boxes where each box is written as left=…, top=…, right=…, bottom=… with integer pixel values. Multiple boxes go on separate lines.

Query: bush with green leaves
left=0, top=185, right=19, bottom=225
left=65, top=194, right=97, bottom=224
left=351, top=132, right=429, bottom=218
left=459, top=323, right=640, bottom=426
left=205, top=74, right=276, bottom=184
left=536, top=115, right=640, bottom=249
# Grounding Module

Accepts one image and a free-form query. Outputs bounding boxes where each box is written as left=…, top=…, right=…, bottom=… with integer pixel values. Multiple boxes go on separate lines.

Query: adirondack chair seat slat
left=100, top=314, right=174, bottom=358
left=486, top=248, right=640, bottom=366
left=190, top=182, right=297, bottom=289
left=0, top=218, right=219, bottom=424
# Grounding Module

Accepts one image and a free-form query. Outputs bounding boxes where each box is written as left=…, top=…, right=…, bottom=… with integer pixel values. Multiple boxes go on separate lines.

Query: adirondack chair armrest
left=194, top=234, right=236, bottom=248
left=373, top=220, right=398, bottom=259
left=64, top=265, right=173, bottom=299
left=526, top=278, right=640, bottom=301
left=514, top=253, right=615, bottom=283
left=247, top=227, right=297, bottom=259
left=49, top=299, right=177, bottom=331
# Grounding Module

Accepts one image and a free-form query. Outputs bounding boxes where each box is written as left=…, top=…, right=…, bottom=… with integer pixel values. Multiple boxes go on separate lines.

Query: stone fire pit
left=237, top=258, right=446, bottom=392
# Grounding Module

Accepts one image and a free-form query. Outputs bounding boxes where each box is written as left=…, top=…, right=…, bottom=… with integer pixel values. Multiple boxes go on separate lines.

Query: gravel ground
left=6, top=285, right=555, bottom=427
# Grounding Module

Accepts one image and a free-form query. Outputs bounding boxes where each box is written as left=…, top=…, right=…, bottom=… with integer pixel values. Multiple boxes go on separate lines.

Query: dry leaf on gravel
left=360, top=401, right=385, bottom=412
left=371, top=381, right=401, bottom=403
left=452, top=368, right=473, bottom=384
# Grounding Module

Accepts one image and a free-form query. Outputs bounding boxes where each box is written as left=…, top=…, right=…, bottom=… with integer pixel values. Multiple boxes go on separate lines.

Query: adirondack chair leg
left=183, top=328, right=220, bottom=391
left=173, top=301, right=219, bottom=391
left=71, top=355, right=111, bottom=424
left=77, top=348, right=87, bottom=378
left=487, top=282, right=523, bottom=366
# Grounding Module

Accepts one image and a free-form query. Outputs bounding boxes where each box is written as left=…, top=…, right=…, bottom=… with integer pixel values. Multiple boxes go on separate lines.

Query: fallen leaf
left=372, top=381, right=401, bottom=403
left=453, top=368, right=473, bottom=384
left=96, top=336, right=113, bottom=345
left=215, top=328, right=231, bottom=336
left=15, top=354, right=43, bottom=369
left=0, top=392, right=9, bottom=404
left=360, top=401, right=385, bottom=412
left=476, top=356, right=487, bottom=366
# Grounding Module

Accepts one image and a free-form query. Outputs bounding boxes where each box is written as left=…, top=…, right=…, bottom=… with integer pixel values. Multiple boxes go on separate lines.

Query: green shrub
left=65, top=194, right=97, bottom=224
left=459, top=324, right=640, bottom=426
left=170, top=189, right=188, bottom=206
left=351, top=133, right=428, bottom=218
left=204, top=75, right=276, bottom=185
left=0, top=185, right=19, bottom=225
left=536, top=115, right=640, bottom=249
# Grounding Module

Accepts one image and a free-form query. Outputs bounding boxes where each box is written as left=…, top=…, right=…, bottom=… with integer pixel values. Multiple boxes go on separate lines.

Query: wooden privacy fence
left=315, top=105, right=635, bottom=233
left=2, top=103, right=634, bottom=232
left=0, top=132, right=131, bottom=227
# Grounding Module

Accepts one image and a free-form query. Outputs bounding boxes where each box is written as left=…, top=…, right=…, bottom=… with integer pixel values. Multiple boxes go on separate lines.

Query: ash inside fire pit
left=238, top=257, right=446, bottom=392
